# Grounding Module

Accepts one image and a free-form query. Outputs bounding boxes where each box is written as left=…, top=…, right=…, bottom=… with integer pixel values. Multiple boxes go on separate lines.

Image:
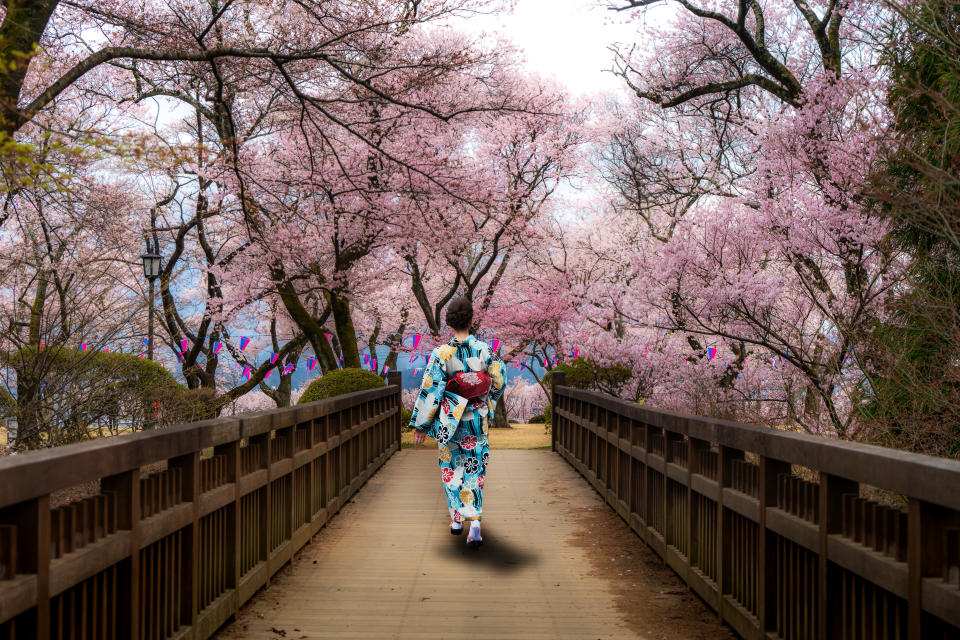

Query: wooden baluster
left=0, top=524, right=15, bottom=579
left=49, top=510, right=60, bottom=560
left=63, top=505, right=75, bottom=555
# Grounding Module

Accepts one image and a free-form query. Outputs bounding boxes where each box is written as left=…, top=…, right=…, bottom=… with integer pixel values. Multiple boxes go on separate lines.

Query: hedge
left=298, top=368, right=385, bottom=404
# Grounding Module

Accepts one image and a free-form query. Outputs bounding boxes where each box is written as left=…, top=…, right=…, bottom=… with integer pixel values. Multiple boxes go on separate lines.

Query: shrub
left=4, top=346, right=205, bottom=447
left=298, top=368, right=385, bottom=404
left=401, top=407, right=413, bottom=428
left=529, top=414, right=546, bottom=424
left=0, top=388, right=15, bottom=419
left=546, top=357, right=633, bottom=398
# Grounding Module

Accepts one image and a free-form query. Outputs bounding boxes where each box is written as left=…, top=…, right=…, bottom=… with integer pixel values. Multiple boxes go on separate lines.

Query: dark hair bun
left=445, top=296, right=474, bottom=331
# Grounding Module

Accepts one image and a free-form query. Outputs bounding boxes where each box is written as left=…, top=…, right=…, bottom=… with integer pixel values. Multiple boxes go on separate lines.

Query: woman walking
left=409, top=297, right=506, bottom=548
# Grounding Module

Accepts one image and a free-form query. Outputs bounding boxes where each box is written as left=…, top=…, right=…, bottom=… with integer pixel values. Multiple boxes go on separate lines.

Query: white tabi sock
left=450, top=520, right=463, bottom=530
left=467, top=520, right=481, bottom=540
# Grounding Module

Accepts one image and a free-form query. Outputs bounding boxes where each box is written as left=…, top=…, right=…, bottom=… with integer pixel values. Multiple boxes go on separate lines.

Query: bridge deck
left=216, top=448, right=729, bottom=639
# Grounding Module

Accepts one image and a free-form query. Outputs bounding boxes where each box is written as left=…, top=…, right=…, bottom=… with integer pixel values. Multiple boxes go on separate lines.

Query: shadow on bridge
left=436, top=526, right=540, bottom=573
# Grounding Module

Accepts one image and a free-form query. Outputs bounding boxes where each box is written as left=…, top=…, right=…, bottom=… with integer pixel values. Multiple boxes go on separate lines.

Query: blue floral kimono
left=409, top=335, right=506, bottom=522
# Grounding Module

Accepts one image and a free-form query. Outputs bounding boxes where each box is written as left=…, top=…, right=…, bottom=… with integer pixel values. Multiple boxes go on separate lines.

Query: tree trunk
left=491, top=393, right=510, bottom=428
left=327, top=289, right=361, bottom=368
left=13, top=373, right=41, bottom=448
left=0, top=0, right=60, bottom=134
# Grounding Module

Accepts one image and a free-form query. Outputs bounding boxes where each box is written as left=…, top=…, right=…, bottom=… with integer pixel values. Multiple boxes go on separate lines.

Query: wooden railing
left=0, top=372, right=402, bottom=640
left=551, top=373, right=960, bottom=640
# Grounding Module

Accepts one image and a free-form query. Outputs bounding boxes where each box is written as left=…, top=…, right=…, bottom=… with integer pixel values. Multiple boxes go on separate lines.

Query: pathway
left=216, top=449, right=731, bottom=640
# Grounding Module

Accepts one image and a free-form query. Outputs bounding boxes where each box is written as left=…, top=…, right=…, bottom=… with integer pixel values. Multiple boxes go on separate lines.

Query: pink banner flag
left=324, top=332, right=332, bottom=342
left=282, top=363, right=295, bottom=376
left=370, top=358, right=377, bottom=372
left=241, top=365, right=251, bottom=378
left=239, top=336, right=250, bottom=351
left=413, top=368, right=419, bottom=376
left=270, top=353, right=279, bottom=364
left=180, top=338, right=189, bottom=354
left=212, top=341, right=223, bottom=355
left=382, top=365, right=390, bottom=375
left=413, top=334, right=422, bottom=350
left=491, top=338, right=500, bottom=353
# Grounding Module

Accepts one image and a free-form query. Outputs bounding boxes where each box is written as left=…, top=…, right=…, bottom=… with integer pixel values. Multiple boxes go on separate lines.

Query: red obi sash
left=445, top=371, right=491, bottom=399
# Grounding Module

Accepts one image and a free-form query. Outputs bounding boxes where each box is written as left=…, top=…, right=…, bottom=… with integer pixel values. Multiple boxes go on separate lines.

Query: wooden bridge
left=1, top=371, right=960, bottom=639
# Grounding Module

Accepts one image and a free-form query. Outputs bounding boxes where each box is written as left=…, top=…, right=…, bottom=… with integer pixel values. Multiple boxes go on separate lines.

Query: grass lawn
left=401, top=422, right=550, bottom=449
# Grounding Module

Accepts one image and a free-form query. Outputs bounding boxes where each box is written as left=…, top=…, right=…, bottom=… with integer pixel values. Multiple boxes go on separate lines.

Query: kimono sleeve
left=409, top=350, right=447, bottom=431
left=485, top=350, right=507, bottom=416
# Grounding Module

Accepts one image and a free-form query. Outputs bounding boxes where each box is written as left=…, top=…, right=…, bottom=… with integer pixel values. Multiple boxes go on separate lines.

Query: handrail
left=551, top=372, right=960, bottom=640
left=561, top=386, right=960, bottom=512
left=0, top=385, right=398, bottom=510
left=0, top=372, right=402, bottom=639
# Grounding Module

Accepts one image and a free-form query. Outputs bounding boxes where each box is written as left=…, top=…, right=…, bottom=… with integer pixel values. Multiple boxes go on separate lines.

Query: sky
left=456, top=0, right=642, bottom=96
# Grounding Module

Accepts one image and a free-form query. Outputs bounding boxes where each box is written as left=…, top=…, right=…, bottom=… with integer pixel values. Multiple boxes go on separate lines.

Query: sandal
left=450, top=521, right=463, bottom=535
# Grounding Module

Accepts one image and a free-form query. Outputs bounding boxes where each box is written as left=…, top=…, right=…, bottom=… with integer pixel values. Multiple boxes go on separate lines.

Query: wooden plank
left=216, top=450, right=718, bottom=639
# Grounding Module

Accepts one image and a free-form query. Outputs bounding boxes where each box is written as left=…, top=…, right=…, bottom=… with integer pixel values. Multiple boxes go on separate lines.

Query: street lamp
left=141, top=251, right=162, bottom=360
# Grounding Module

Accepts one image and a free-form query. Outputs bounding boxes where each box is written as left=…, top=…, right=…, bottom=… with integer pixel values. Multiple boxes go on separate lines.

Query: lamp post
left=141, top=250, right=163, bottom=360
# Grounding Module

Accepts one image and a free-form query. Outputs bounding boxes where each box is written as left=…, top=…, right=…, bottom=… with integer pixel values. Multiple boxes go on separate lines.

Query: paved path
left=216, top=449, right=726, bottom=640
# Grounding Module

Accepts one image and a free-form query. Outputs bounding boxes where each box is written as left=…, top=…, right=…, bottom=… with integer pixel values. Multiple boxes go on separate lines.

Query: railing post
left=818, top=473, right=858, bottom=638
left=641, top=422, right=652, bottom=525
left=550, top=371, right=566, bottom=453
left=169, top=451, right=200, bottom=629
left=214, top=439, right=241, bottom=607
left=664, top=426, right=683, bottom=548
left=689, top=437, right=709, bottom=568
left=717, top=445, right=744, bottom=611
left=759, top=456, right=790, bottom=632
left=102, top=469, right=141, bottom=640
left=387, top=371, right=402, bottom=449
left=908, top=499, right=960, bottom=637
left=0, top=496, right=50, bottom=639
left=249, top=433, right=270, bottom=575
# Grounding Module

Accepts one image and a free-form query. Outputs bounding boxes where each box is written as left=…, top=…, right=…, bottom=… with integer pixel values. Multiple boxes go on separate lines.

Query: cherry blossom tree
left=584, top=0, right=899, bottom=435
